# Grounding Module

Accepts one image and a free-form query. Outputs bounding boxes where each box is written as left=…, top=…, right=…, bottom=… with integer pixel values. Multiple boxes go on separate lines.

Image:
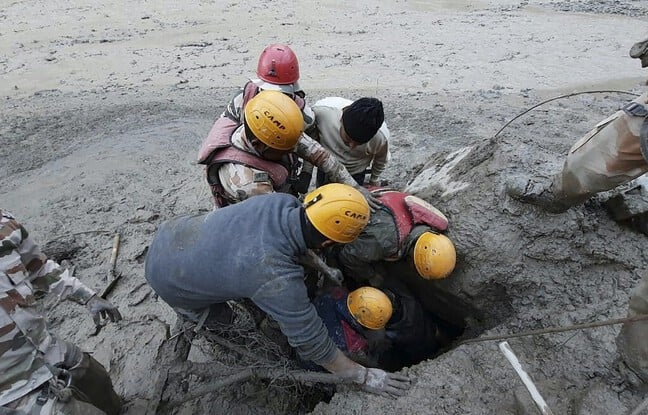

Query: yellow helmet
left=413, top=232, right=456, bottom=280
left=244, top=90, right=304, bottom=151
left=347, top=287, right=393, bottom=330
left=303, top=183, right=370, bottom=243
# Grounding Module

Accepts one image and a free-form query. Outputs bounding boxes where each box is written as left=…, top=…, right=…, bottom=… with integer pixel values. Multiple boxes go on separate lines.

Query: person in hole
left=323, top=188, right=457, bottom=288
left=313, top=282, right=445, bottom=370
left=144, top=185, right=410, bottom=398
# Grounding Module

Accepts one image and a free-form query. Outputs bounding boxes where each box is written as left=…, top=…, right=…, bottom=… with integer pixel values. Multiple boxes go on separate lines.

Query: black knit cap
left=341, top=97, right=384, bottom=144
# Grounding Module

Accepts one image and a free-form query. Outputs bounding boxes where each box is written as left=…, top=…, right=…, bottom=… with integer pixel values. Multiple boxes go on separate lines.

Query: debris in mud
left=605, top=176, right=648, bottom=236
left=41, top=237, right=83, bottom=262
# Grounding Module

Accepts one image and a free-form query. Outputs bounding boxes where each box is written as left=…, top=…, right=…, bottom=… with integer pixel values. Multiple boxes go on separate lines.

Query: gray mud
left=2, top=0, right=648, bottom=413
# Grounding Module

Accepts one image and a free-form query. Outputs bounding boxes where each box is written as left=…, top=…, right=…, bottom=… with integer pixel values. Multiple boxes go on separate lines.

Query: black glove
left=87, top=296, right=122, bottom=326
left=293, top=171, right=312, bottom=194
left=357, top=186, right=382, bottom=211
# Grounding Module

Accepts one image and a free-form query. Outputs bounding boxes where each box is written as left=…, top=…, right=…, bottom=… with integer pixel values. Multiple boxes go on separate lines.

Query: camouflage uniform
left=0, top=211, right=120, bottom=415
left=222, top=80, right=315, bottom=132
left=222, top=80, right=317, bottom=183
left=217, top=126, right=361, bottom=204
left=198, top=82, right=363, bottom=206
left=555, top=92, right=648, bottom=205
left=508, top=92, right=648, bottom=212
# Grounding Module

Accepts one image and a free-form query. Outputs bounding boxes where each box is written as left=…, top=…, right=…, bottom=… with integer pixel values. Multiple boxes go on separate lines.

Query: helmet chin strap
left=243, top=123, right=289, bottom=162
left=299, top=209, right=329, bottom=249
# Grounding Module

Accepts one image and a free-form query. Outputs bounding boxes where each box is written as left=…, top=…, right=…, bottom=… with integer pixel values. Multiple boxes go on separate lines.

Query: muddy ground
left=2, top=0, right=648, bottom=414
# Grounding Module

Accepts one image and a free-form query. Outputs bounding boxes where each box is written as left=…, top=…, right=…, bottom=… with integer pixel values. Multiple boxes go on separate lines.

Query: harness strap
left=207, top=147, right=290, bottom=186
left=622, top=101, right=648, bottom=118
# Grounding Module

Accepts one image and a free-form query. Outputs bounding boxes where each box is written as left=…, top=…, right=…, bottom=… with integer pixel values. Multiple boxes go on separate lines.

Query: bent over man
left=326, top=188, right=456, bottom=287
left=0, top=210, right=122, bottom=415
left=312, top=97, right=390, bottom=187
left=144, top=184, right=410, bottom=397
left=201, top=43, right=316, bottom=195
left=197, top=90, right=379, bottom=208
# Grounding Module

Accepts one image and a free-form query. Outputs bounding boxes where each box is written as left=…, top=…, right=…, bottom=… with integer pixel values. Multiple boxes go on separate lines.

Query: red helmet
left=256, top=44, right=300, bottom=87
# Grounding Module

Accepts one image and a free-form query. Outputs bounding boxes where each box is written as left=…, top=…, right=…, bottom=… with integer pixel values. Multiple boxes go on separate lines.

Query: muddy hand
left=362, top=368, right=411, bottom=398
left=87, top=295, right=123, bottom=327
left=357, top=186, right=382, bottom=211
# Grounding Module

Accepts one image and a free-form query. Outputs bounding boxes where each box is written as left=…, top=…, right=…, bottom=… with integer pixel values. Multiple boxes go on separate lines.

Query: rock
left=604, top=176, right=648, bottom=222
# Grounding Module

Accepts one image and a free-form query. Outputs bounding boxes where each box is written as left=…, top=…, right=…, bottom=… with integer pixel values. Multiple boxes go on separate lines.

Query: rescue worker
left=314, top=282, right=442, bottom=370
left=326, top=188, right=456, bottom=287
left=197, top=90, right=380, bottom=209
left=506, top=41, right=648, bottom=212
left=198, top=43, right=316, bottom=195
left=313, top=286, right=393, bottom=367
left=312, top=97, right=390, bottom=187
left=221, top=43, right=314, bottom=130
left=144, top=185, right=410, bottom=398
left=0, top=210, right=122, bottom=415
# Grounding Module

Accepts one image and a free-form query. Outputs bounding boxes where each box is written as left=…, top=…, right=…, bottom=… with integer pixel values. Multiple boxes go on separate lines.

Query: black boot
left=630, top=37, right=648, bottom=68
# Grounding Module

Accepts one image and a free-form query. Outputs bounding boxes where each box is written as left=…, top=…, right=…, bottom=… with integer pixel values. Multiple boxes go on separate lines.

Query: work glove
left=323, top=266, right=344, bottom=286
left=87, top=296, right=122, bottom=326
left=361, top=367, right=411, bottom=398
left=357, top=186, right=382, bottom=211
left=369, top=178, right=390, bottom=187
left=293, top=171, right=312, bottom=194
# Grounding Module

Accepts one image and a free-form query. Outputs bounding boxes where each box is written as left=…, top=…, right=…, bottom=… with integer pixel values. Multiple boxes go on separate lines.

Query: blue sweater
left=145, top=193, right=337, bottom=364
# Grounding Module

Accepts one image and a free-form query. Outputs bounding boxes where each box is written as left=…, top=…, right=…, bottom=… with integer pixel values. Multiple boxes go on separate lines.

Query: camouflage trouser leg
left=617, top=272, right=648, bottom=385
left=1, top=386, right=108, bottom=415
left=556, top=92, right=648, bottom=204
left=2, top=344, right=120, bottom=415
left=65, top=353, right=121, bottom=415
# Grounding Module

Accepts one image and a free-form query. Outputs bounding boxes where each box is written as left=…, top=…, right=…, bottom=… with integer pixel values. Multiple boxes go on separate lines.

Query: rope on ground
left=493, top=89, right=641, bottom=138
left=458, top=314, right=648, bottom=346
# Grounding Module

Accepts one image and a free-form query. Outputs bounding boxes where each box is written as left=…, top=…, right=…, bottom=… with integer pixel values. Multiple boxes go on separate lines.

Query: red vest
left=375, top=190, right=449, bottom=256
left=341, top=320, right=368, bottom=354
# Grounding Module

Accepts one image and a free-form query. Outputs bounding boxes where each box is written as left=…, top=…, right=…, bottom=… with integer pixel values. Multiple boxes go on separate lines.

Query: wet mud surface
left=2, top=0, right=648, bottom=413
